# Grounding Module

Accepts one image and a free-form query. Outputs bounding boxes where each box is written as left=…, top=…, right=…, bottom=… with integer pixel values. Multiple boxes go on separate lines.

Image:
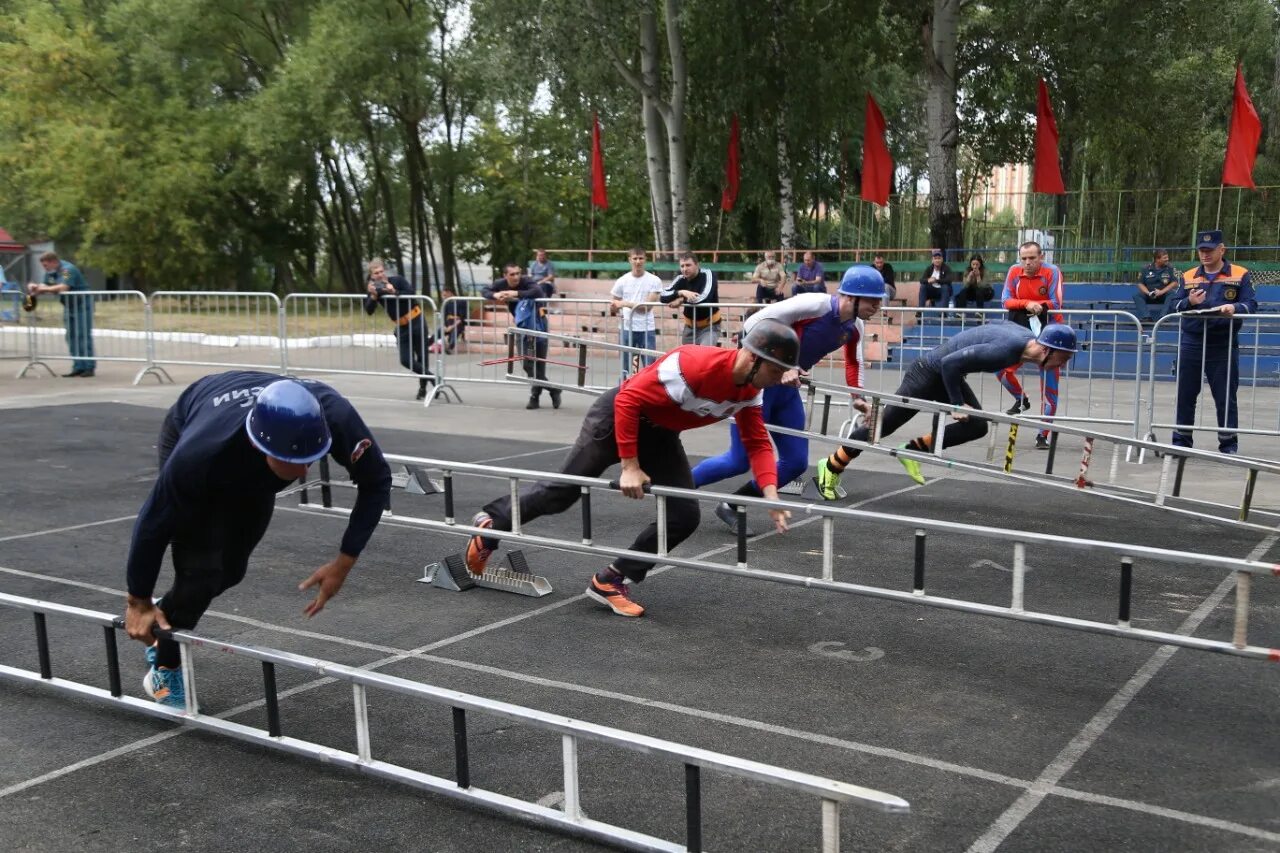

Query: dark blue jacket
left=919, top=322, right=1034, bottom=405
left=363, top=274, right=422, bottom=323
left=126, top=371, right=392, bottom=598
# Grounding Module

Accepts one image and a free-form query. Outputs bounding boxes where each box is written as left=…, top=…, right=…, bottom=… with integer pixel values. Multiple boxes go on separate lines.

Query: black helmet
left=741, top=318, right=800, bottom=370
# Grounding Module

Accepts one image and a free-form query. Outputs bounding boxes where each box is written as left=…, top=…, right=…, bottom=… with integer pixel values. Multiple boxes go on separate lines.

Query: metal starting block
left=780, top=475, right=845, bottom=501
left=418, top=550, right=552, bottom=597
left=403, top=466, right=443, bottom=495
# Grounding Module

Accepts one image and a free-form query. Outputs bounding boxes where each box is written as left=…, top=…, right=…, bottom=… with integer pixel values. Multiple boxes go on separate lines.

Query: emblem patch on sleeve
left=351, top=438, right=373, bottom=463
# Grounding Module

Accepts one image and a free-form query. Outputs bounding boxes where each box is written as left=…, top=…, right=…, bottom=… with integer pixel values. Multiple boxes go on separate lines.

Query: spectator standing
left=996, top=241, right=1065, bottom=449
left=955, top=254, right=994, bottom=310
left=792, top=251, right=827, bottom=296
left=660, top=252, right=721, bottom=346
left=483, top=264, right=560, bottom=409
left=27, top=251, right=95, bottom=377
left=872, top=253, right=897, bottom=301
left=1133, top=249, right=1179, bottom=323
left=610, top=248, right=663, bottom=378
left=1167, top=230, right=1257, bottom=454
left=917, top=249, right=954, bottom=310
left=751, top=250, right=787, bottom=305
left=362, top=258, right=433, bottom=400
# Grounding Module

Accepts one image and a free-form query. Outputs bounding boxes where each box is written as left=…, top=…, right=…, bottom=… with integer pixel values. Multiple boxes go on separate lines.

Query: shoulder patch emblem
left=351, top=438, right=372, bottom=463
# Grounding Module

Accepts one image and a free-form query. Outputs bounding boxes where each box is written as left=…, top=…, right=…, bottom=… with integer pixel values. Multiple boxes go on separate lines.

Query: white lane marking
left=964, top=529, right=1280, bottom=853
left=0, top=516, right=137, bottom=543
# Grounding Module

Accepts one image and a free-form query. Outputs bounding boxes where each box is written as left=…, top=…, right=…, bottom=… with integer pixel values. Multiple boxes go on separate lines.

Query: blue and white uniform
left=691, top=293, right=864, bottom=494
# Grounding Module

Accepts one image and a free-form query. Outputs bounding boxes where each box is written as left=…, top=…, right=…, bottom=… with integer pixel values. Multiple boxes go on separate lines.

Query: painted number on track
left=808, top=641, right=885, bottom=662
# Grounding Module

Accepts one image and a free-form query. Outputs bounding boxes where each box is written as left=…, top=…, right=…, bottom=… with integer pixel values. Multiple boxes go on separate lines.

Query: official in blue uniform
left=123, top=371, right=393, bottom=707
left=692, top=265, right=886, bottom=531
left=27, top=251, right=95, bottom=376
left=1167, top=230, right=1258, bottom=454
left=363, top=258, right=434, bottom=400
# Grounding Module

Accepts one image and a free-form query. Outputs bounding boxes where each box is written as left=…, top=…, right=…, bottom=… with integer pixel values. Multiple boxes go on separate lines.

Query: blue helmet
left=1037, top=323, right=1079, bottom=353
left=838, top=265, right=889, bottom=299
left=245, top=380, right=332, bottom=464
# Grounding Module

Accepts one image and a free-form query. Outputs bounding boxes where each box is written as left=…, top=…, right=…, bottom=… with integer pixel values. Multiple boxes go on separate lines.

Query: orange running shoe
left=586, top=572, right=645, bottom=617
left=465, top=512, right=495, bottom=575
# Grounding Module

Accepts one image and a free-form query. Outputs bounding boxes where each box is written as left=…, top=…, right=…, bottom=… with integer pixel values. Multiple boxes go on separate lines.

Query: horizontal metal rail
left=0, top=592, right=907, bottom=852
left=333, top=455, right=1280, bottom=662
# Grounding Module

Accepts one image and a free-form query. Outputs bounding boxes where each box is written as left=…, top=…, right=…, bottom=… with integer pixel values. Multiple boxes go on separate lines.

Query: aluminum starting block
left=403, top=466, right=443, bottom=495
left=418, top=550, right=552, bottom=597
left=780, top=475, right=845, bottom=500
left=800, top=477, right=846, bottom=501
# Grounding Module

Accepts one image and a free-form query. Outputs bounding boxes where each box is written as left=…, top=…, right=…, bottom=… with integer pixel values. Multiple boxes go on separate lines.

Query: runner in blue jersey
left=692, top=265, right=887, bottom=532
left=122, top=371, right=392, bottom=708
left=816, top=323, right=1078, bottom=496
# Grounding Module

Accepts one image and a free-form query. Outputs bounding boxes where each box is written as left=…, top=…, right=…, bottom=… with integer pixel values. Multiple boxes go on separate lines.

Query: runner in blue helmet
left=692, top=264, right=885, bottom=534
left=122, top=371, right=392, bottom=709
left=246, top=379, right=333, bottom=466
left=817, top=322, right=1077, bottom=496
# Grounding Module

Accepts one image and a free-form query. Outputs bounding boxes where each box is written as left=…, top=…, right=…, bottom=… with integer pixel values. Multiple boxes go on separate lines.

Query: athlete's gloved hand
left=124, top=596, right=171, bottom=643
left=299, top=553, right=356, bottom=617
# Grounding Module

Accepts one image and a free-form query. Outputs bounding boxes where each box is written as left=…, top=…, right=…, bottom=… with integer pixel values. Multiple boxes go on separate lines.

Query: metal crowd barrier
left=495, top=327, right=1279, bottom=532
left=1, top=286, right=29, bottom=362
left=281, top=293, right=457, bottom=404
left=0, top=591, right=908, bottom=852
left=11, top=290, right=152, bottom=379
left=298, top=454, right=1280, bottom=663
left=1143, top=312, right=1280, bottom=455
left=147, top=291, right=284, bottom=376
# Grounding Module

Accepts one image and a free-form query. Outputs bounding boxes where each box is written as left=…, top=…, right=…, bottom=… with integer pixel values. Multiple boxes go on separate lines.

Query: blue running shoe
left=144, top=666, right=185, bottom=709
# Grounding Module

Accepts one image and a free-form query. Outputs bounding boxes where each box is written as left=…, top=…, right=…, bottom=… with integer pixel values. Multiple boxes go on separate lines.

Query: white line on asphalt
left=0, top=516, right=137, bottom=543
left=964, top=529, right=1280, bottom=853
left=4, top=497, right=1279, bottom=843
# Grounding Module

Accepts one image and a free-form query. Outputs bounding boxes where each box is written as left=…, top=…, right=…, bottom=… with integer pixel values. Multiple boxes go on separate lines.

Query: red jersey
left=1001, top=262, right=1064, bottom=322
left=614, top=346, right=777, bottom=489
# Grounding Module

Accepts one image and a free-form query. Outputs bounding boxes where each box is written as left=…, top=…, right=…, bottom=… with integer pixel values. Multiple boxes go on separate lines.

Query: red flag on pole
left=720, top=113, right=741, bottom=212
left=1033, top=78, right=1066, bottom=195
left=1222, top=65, right=1262, bottom=189
left=591, top=112, right=608, bottom=209
left=860, top=93, right=892, bottom=206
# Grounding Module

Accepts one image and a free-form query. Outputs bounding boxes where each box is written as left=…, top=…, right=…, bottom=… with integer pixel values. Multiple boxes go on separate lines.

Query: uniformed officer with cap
left=1166, top=230, right=1258, bottom=454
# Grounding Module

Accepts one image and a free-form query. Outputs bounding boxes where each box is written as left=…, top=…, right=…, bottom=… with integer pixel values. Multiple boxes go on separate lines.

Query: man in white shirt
left=610, top=248, right=664, bottom=378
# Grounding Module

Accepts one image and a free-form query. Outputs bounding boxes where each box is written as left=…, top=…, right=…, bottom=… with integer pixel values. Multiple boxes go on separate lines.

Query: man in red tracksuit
left=997, top=241, right=1065, bottom=449
left=464, top=319, right=801, bottom=617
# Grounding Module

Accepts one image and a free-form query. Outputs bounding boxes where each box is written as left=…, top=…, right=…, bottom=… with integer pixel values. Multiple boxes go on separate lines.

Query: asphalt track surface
left=1, top=402, right=1278, bottom=852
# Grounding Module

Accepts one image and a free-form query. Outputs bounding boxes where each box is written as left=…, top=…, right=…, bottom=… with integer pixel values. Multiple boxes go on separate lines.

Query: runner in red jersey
left=464, top=320, right=800, bottom=617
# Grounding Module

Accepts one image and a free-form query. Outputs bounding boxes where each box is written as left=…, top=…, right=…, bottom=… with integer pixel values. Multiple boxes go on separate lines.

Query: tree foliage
left=0, top=0, right=1277, bottom=289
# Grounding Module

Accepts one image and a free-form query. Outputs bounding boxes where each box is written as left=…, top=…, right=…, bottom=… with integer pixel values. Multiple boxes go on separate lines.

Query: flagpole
left=714, top=207, right=725, bottom=259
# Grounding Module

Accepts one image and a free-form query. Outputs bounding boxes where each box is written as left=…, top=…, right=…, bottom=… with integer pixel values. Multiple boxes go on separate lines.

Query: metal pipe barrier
left=491, top=326, right=1277, bottom=530
left=785, top=374, right=1280, bottom=530
left=1142, top=311, right=1280, bottom=454
left=0, top=285, right=29, bottom=363
left=434, top=295, right=527, bottom=389
left=281, top=293, right=457, bottom=406
left=0, top=591, right=908, bottom=852
left=147, top=291, right=284, bottom=376
left=8, top=290, right=154, bottom=381
left=299, top=454, right=1280, bottom=663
